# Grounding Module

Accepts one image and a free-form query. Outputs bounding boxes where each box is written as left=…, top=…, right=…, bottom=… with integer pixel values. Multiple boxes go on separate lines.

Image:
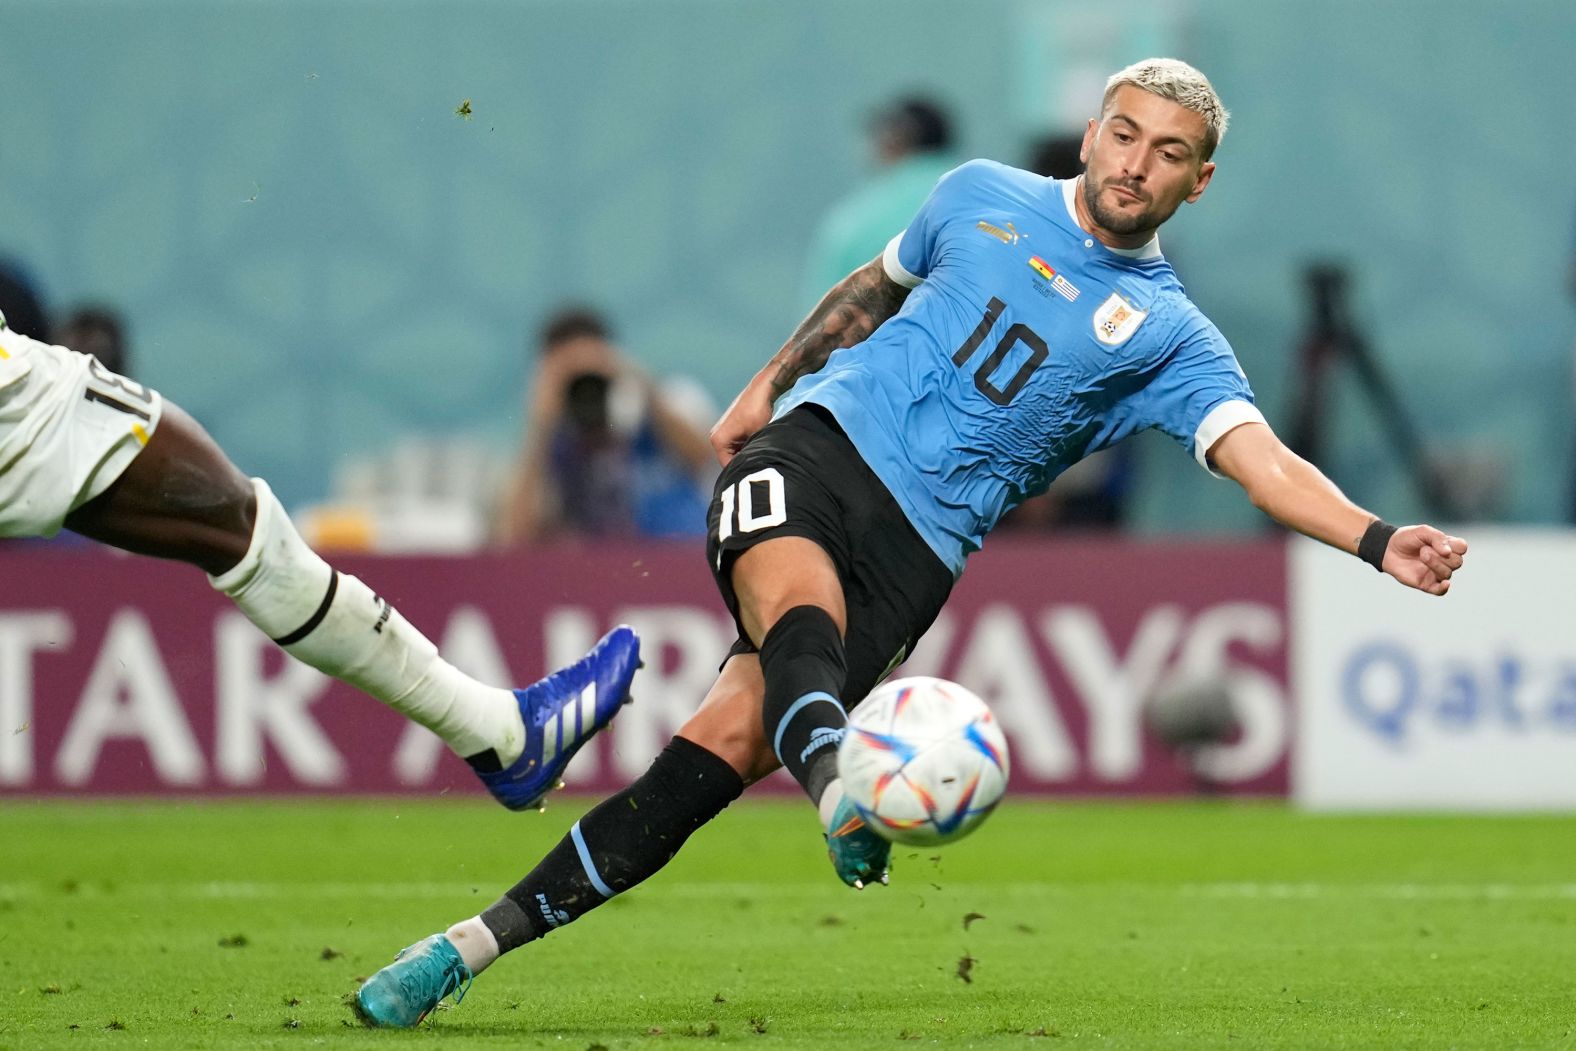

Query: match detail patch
left=1028, top=257, right=1080, bottom=301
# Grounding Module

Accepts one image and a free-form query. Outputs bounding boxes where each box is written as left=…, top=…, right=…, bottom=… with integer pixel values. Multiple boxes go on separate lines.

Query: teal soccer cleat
left=477, top=625, right=642, bottom=811
left=825, top=793, right=892, bottom=889
left=354, top=934, right=472, bottom=1028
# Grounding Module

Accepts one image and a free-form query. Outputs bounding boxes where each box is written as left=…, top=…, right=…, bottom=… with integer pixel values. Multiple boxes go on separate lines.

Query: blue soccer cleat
left=353, top=934, right=472, bottom=1028
left=476, top=625, right=642, bottom=811
left=825, top=793, right=892, bottom=890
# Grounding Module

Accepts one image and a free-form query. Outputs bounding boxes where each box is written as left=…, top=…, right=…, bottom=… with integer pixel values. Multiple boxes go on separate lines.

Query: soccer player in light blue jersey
left=357, top=58, right=1468, bottom=1027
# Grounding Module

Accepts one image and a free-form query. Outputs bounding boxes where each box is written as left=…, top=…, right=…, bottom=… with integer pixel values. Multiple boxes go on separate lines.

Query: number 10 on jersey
left=953, top=296, right=1048, bottom=406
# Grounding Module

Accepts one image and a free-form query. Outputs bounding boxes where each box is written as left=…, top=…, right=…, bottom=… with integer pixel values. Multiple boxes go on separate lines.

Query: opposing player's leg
left=56, top=375, right=638, bottom=809
left=356, top=655, right=775, bottom=1027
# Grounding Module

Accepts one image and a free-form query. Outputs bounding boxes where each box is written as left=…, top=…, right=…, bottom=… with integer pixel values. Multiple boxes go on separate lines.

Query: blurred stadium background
left=4, top=2, right=1576, bottom=1046
left=3, top=0, right=1573, bottom=525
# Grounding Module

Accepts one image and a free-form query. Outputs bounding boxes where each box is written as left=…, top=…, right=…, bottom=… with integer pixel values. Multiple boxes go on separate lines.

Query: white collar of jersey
left=1063, top=178, right=1163, bottom=261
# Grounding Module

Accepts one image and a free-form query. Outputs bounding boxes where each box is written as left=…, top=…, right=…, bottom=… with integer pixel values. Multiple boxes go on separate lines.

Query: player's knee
left=758, top=605, right=847, bottom=699
left=144, top=403, right=257, bottom=539
left=213, top=472, right=258, bottom=541
left=207, top=478, right=326, bottom=596
left=186, top=474, right=258, bottom=574
left=730, top=537, right=844, bottom=643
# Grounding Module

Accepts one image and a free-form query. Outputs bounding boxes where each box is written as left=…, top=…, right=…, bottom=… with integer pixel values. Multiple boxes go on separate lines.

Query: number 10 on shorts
left=716, top=467, right=787, bottom=545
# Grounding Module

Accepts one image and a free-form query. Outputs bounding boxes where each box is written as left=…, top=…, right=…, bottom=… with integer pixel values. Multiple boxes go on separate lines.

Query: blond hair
left=1103, top=58, right=1229, bottom=160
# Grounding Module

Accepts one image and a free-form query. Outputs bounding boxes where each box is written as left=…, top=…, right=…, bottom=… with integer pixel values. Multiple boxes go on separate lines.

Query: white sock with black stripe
left=209, top=478, right=524, bottom=764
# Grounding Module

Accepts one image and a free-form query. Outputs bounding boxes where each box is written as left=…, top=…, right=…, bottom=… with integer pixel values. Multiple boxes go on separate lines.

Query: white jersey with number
left=0, top=316, right=164, bottom=537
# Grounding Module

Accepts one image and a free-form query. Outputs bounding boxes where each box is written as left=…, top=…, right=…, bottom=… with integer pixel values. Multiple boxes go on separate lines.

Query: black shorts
left=705, top=404, right=954, bottom=708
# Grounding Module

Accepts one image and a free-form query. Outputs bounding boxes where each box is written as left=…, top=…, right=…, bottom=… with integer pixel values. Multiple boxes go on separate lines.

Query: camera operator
left=494, top=307, right=716, bottom=546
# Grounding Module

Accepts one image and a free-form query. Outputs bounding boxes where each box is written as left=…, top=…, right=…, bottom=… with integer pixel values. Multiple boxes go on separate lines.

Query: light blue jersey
left=775, top=159, right=1264, bottom=576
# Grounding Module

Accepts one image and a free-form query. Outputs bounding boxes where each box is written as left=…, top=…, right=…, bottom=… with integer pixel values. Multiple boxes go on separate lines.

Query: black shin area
left=480, top=737, right=744, bottom=951
left=759, top=604, right=848, bottom=805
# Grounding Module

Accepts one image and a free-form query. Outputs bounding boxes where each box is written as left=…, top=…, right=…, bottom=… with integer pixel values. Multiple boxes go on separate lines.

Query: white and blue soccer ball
left=837, top=676, right=1010, bottom=847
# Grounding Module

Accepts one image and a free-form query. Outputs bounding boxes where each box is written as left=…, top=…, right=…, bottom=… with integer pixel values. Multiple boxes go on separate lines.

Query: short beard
left=1082, top=176, right=1175, bottom=237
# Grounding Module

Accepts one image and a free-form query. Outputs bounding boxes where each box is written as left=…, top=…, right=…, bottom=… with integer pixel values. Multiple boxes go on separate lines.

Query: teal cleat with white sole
left=825, top=793, right=891, bottom=889
left=354, top=934, right=472, bottom=1028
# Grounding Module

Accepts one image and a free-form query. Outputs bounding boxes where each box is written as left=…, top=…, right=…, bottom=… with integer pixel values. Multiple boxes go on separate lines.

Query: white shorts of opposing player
left=0, top=327, right=163, bottom=538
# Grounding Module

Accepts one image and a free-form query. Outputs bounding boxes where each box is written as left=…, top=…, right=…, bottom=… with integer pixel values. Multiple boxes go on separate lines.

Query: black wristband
left=1357, top=519, right=1397, bottom=572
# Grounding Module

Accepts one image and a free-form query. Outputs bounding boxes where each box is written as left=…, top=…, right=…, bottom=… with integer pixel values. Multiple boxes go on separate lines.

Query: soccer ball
left=836, top=676, right=1010, bottom=847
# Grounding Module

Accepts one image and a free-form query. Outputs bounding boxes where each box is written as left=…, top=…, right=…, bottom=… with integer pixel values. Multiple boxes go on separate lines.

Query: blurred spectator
left=996, top=133, right=1135, bottom=533
left=52, top=305, right=130, bottom=375
left=800, top=95, right=957, bottom=307
left=0, top=257, right=48, bottom=340
left=494, top=307, right=716, bottom=546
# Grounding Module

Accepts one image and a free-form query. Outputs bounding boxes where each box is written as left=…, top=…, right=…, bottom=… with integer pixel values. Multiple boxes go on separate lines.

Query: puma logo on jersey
left=976, top=220, right=1023, bottom=245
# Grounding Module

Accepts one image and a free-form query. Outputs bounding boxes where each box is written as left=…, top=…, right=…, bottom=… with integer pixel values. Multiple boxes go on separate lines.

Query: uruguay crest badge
left=1092, top=292, right=1147, bottom=346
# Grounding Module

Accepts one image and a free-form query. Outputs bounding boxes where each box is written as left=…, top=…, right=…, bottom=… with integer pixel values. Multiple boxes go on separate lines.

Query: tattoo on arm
left=765, top=258, right=910, bottom=399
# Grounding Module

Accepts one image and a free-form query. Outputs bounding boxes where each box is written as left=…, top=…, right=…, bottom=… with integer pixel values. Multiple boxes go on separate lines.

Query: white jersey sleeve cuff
left=1194, top=399, right=1267, bottom=477
left=882, top=233, right=921, bottom=289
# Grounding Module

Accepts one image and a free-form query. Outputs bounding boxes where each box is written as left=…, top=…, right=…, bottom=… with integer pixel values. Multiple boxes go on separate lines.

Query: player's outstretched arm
left=1208, top=420, right=1467, bottom=596
left=709, top=254, right=910, bottom=465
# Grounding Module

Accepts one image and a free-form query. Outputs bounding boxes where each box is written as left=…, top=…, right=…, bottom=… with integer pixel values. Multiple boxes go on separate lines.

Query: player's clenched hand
left=1383, top=525, right=1468, bottom=596
left=709, top=381, right=774, bottom=466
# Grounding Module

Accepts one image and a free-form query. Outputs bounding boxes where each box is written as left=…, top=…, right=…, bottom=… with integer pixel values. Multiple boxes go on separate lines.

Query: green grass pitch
left=3, top=798, right=1575, bottom=1049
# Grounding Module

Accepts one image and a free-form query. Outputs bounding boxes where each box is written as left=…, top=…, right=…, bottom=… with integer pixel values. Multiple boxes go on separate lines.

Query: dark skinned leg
left=62, top=399, right=520, bottom=763
left=62, top=401, right=255, bottom=576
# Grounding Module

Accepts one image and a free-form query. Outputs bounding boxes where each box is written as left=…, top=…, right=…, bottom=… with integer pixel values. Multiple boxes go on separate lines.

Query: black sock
left=463, top=749, right=503, bottom=773
left=480, top=736, right=744, bottom=952
left=759, top=605, right=848, bottom=807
